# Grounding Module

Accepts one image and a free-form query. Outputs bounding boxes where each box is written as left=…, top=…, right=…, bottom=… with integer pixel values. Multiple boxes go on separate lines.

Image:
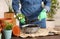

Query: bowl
left=21, top=24, right=40, bottom=34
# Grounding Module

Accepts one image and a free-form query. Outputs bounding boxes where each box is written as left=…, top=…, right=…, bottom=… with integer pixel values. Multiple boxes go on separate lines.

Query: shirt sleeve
left=12, top=0, right=21, bottom=14
left=42, top=0, right=51, bottom=12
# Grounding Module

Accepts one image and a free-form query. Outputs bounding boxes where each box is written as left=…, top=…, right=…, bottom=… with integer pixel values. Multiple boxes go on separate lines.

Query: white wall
left=54, top=0, right=60, bottom=26
left=0, top=0, right=8, bottom=18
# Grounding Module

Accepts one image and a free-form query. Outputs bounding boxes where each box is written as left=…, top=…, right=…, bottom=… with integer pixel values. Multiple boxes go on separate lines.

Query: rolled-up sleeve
left=12, top=0, right=20, bottom=14
left=43, top=0, right=51, bottom=12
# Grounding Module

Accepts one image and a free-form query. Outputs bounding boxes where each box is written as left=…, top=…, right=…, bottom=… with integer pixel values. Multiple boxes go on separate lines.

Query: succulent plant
left=4, top=22, right=13, bottom=30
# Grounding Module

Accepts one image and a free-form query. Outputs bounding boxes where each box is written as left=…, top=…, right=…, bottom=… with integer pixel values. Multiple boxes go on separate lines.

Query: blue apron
left=20, top=0, right=43, bottom=16
left=12, top=0, right=51, bottom=28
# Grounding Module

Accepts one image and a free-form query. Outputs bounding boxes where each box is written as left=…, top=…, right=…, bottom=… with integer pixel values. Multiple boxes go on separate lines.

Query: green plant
left=47, top=0, right=60, bottom=19
left=5, top=0, right=13, bottom=12
left=4, top=22, right=13, bottom=30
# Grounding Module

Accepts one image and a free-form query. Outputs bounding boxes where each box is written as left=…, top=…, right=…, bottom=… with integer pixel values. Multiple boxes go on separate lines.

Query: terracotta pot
left=0, top=19, right=5, bottom=29
left=0, top=18, right=4, bottom=23
left=0, top=18, right=13, bottom=23
left=0, top=25, right=2, bottom=33
left=0, top=18, right=13, bottom=29
left=12, top=25, right=20, bottom=37
left=4, top=18, right=13, bottom=23
left=4, top=12, right=16, bottom=25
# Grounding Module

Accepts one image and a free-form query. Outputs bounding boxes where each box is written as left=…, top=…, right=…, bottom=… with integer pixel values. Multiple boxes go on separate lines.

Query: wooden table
left=2, top=35, right=60, bottom=39
left=11, top=35, right=60, bottom=39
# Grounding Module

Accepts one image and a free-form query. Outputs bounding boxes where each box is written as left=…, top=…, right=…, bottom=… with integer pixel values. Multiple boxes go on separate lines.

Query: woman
left=12, top=0, right=51, bottom=28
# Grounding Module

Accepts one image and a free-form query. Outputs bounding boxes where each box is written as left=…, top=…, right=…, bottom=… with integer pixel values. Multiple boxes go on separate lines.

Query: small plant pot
left=46, top=20, right=55, bottom=28
left=21, top=24, right=40, bottom=34
left=12, top=25, right=20, bottom=37
left=46, top=20, right=55, bottom=32
left=0, top=33, right=2, bottom=39
left=3, top=30, right=12, bottom=39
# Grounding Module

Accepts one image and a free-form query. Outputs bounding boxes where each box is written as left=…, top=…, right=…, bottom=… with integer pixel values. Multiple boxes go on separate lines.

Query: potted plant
left=46, top=0, right=60, bottom=30
left=47, top=0, right=60, bottom=20
left=4, top=0, right=16, bottom=25
left=3, top=21, right=13, bottom=39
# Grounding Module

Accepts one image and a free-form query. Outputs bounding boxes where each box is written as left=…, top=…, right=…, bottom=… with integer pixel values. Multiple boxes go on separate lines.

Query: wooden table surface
left=11, top=35, right=60, bottom=39
left=2, top=35, right=60, bottom=39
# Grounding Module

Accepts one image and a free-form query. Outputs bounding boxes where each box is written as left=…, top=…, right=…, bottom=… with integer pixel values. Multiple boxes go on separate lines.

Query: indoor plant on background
left=47, top=0, right=60, bottom=20
left=5, top=0, right=13, bottom=13
left=4, top=0, right=16, bottom=25
left=3, top=21, right=13, bottom=39
left=46, top=0, right=60, bottom=30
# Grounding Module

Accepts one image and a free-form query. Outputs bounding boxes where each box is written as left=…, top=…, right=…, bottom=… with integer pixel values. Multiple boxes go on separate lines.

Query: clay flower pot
left=0, top=26, right=2, bottom=33
left=12, top=25, right=20, bottom=37
left=4, top=18, right=13, bottom=23
left=0, top=19, right=5, bottom=30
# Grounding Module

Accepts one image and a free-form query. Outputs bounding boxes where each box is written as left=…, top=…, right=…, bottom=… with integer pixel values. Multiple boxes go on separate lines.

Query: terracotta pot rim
left=4, top=18, right=12, bottom=20
left=0, top=18, right=12, bottom=20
